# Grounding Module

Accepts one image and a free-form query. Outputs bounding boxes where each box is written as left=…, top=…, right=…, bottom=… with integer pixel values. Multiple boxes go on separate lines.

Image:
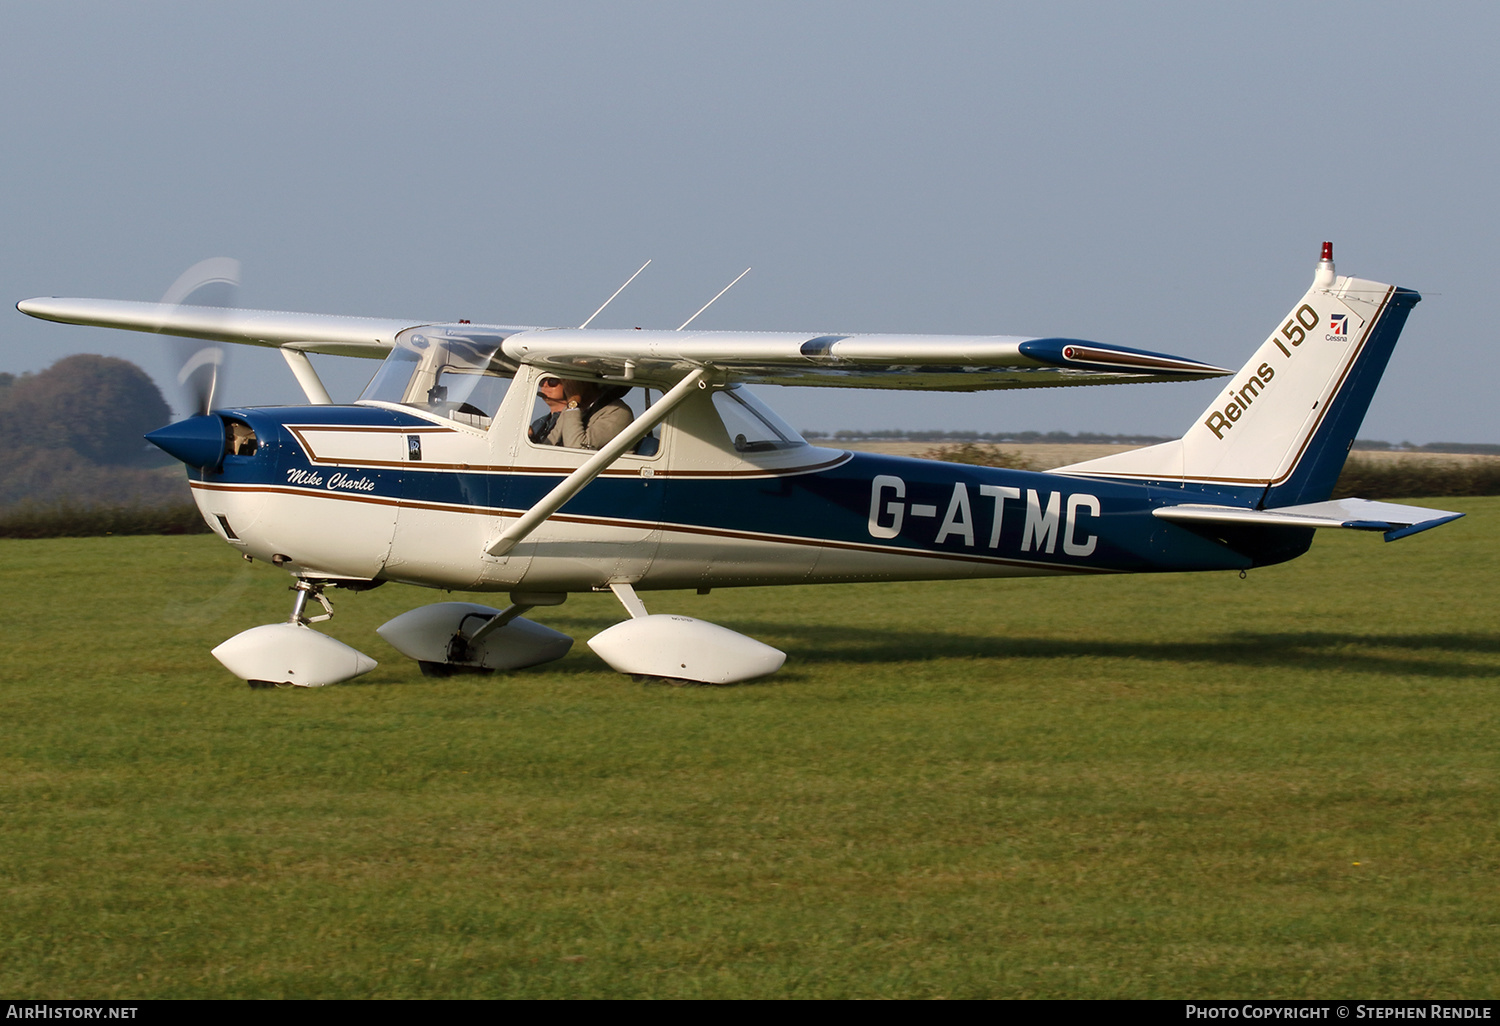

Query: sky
left=3, top=1, right=1496, bottom=443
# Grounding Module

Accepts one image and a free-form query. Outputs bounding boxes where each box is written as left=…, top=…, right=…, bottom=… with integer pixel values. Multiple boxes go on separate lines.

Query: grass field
left=2, top=498, right=1497, bottom=998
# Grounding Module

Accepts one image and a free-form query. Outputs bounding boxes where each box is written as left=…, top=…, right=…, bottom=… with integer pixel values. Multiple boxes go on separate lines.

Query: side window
left=527, top=377, right=655, bottom=455
left=624, top=388, right=661, bottom=457
left=711, top=388, right=802, bottom=452
left=440, top=368, right=512, bottom=428
left=455, top=373, right=512, bottom=422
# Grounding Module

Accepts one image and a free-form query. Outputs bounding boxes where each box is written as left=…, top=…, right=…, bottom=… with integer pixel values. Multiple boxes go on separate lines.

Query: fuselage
left=184, top=397, right=1299, bottom=595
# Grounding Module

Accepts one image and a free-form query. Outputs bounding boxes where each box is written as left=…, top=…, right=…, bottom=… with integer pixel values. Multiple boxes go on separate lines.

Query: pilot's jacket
left=534, top=398, right=634, bottom=451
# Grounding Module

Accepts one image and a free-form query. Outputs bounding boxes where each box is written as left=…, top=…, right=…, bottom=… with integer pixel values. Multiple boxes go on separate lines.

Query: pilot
left=529, top=376, right=635, bottom=450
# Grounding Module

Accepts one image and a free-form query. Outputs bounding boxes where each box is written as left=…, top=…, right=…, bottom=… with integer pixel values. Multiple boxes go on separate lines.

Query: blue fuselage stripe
left=199, top=408, right=1267, bottom=573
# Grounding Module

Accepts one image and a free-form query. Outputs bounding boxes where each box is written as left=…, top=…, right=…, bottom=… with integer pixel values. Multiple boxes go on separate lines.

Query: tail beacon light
left=1314, top=241, right=1337, bottom=290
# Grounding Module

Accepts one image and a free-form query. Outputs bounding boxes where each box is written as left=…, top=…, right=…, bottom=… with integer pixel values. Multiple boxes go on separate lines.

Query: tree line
left=0, top=356, right=206, bottom=536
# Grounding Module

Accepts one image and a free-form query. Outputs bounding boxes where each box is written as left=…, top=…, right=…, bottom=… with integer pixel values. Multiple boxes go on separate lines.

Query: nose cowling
left=146, top=414, right=228, bottom=471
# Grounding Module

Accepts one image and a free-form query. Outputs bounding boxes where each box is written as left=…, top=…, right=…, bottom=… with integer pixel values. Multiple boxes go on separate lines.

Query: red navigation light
left=1321, top=241, right=1333, bottom=262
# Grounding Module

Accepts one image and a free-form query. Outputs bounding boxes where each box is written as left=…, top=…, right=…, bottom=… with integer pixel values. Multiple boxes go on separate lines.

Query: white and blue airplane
left=17, top=244, right=1462, bottom=687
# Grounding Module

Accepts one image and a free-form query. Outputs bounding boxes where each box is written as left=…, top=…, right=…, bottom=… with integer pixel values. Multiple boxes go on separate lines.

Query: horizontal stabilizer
left=1152, top=498, right=1464, bottom=542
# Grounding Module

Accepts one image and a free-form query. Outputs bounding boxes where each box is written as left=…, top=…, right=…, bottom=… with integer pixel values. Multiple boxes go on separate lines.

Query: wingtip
left=16, top=297, right=71, bottom=320
left=1021, top=338, right=1233, bottom=378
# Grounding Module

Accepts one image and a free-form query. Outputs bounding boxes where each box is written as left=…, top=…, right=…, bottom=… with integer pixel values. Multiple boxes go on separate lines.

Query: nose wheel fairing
left=212, top=622, right=377, bottom=688
left=212, top=580, right=378, bottom=687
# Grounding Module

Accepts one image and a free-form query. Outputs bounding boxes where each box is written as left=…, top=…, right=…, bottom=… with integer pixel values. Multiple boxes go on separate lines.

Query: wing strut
left=485, top=367, right=709, bottom=557
left=281, top=348, right=334, bottom=405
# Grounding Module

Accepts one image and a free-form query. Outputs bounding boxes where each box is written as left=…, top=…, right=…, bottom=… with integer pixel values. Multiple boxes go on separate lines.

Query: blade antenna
left=677, top=267, right=751, bottom=331
left=579, top=259, right=651, bottom=329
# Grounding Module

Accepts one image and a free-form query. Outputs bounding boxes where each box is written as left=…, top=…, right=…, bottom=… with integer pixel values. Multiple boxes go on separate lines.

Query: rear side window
left=711, top=388, right=805, bottom=452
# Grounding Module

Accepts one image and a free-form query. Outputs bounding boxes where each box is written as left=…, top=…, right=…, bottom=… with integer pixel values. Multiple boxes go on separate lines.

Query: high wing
left=501, top=328, right=1229, bottom=391
left=17, top=297, right=1229, bottom=391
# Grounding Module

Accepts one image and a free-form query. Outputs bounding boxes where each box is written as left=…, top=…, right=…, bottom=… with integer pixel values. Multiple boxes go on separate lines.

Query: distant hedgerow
left=917, top=443, right=1037, bottom=471
left=920, top=446, right=1499, bottom=500
left=0, top=502, right=210, bottom=539
left=1329, top=458, right=1500, bottom=500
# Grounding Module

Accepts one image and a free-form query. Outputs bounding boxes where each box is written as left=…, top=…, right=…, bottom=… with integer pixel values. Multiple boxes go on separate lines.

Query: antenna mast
left=579, top=260, right=652, bottom=329
left=677, top=267, right=751, bottom=331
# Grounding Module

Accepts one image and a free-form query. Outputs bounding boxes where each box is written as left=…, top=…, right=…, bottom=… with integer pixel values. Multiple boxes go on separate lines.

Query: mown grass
left=1, top=499, right=1496, bottom=998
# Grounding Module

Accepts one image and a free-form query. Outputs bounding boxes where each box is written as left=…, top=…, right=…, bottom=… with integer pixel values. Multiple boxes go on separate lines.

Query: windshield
left=360, top=327, right=519, bottom=427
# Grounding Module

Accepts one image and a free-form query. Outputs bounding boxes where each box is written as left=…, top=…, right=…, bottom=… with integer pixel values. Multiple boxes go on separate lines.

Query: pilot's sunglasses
left=539, top=377, right=561, bottom=388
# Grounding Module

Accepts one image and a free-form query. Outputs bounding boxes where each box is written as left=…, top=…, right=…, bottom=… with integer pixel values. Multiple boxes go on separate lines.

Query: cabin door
left=489, top=371, right=668, bottom=590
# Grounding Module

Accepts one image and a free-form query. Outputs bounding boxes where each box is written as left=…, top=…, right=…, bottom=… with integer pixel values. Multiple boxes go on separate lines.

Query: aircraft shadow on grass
left=529, top=617, right=1499, bottom=683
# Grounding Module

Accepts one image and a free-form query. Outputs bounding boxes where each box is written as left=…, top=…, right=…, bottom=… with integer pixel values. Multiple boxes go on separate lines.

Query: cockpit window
left=359, top=327, right=518, bottom=427
left=711, top=386, right=807, bottom=452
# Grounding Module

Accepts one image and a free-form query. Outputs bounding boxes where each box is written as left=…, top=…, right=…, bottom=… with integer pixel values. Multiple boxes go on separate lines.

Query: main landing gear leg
left=375, top=592, right=573, bottom=676
left=439, top=597, right=545, bottom=670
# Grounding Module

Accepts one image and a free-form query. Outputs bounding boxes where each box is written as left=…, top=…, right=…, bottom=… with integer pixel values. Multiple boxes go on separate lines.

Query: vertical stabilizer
left=1055, top=244, right=1420, bottom=507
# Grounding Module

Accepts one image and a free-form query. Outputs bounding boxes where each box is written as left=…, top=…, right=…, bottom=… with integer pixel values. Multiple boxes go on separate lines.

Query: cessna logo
left=868, top=476, right=1100, bottom=557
